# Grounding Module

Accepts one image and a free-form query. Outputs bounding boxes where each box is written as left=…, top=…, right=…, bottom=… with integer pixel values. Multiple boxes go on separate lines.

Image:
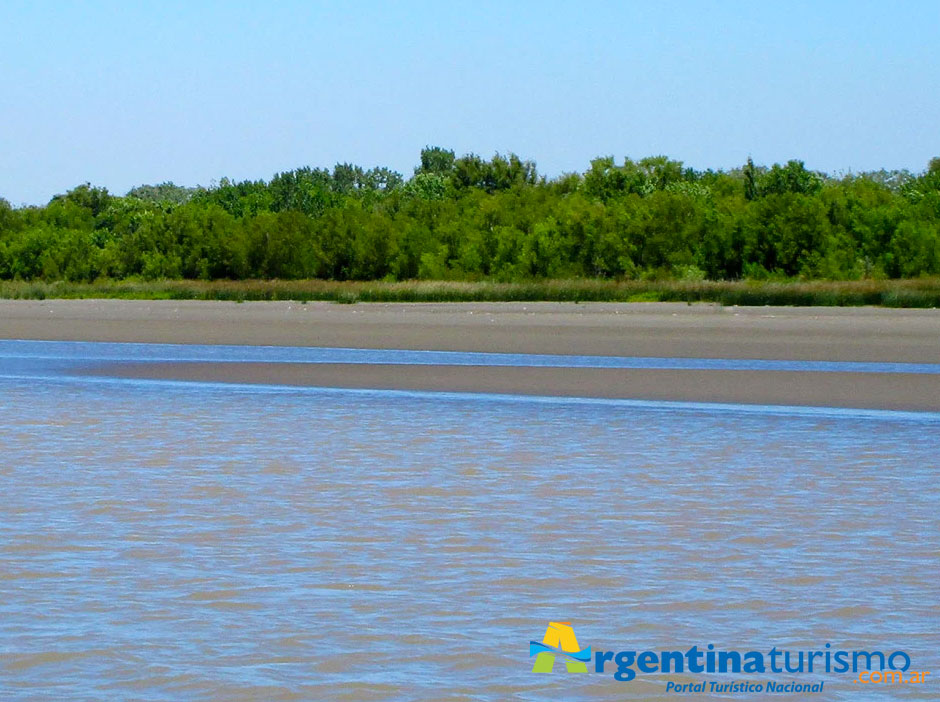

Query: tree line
left=1, top=148, right=938, bottom=283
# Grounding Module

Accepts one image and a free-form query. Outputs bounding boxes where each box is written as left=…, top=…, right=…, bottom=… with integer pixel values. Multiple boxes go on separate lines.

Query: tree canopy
left=1, top=150, right=938, bottom=283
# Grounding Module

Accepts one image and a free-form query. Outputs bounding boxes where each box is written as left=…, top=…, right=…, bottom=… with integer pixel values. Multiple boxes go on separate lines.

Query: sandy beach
left=3, top=299, right=940, bottom=410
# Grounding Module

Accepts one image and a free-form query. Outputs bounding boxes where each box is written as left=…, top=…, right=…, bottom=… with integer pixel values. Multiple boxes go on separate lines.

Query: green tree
left=761, top=160, right=823, bottom=197
left=126, top=182, right=194, bottom=205
left=743, top=158, right=758, bottom=201
left=416, top=146, right=456, bottom=176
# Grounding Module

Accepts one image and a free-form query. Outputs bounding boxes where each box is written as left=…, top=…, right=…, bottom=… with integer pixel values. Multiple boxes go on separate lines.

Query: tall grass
left=1, top=278, right=939, bottom=307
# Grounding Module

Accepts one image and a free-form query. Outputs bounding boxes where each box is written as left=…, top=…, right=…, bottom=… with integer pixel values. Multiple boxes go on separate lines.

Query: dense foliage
left=2, top=150, right=939, bottom=283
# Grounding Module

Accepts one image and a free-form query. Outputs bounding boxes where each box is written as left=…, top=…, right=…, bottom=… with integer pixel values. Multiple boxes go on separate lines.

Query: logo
left=527, top=622, right=930, bottom=691
left=530, top=622, right=591, bottom=673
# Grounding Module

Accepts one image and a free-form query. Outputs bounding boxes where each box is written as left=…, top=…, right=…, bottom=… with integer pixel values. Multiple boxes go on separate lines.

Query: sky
left=1, top=1, right=938, bottom=205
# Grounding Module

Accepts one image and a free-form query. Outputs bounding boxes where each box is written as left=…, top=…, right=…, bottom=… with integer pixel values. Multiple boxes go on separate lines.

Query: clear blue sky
left=2, top=1, right=938, bottom=205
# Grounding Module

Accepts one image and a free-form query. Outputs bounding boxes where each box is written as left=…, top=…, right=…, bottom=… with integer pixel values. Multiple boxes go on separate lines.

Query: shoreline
left=3, top=277, right=940, bottom=309
left=2, top=299, right=940, bottom=361
left=4, top=300, right=940, bottom=410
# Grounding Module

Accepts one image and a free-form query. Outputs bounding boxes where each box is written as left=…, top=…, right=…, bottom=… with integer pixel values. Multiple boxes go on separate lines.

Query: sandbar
left=3, top=300, right=939, bottom=410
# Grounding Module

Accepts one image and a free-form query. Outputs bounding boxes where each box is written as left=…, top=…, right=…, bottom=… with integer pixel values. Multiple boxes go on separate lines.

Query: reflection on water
left=0, top=347, right=938, bottom=700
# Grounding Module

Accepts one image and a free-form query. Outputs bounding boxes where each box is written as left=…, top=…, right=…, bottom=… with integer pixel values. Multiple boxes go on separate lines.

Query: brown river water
left=0, top=341, right=937, bottom=700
